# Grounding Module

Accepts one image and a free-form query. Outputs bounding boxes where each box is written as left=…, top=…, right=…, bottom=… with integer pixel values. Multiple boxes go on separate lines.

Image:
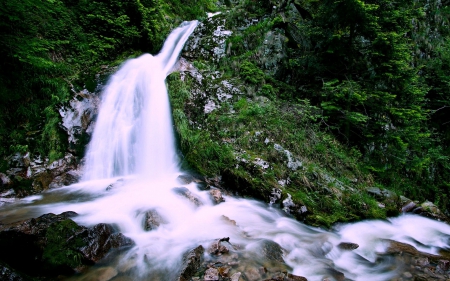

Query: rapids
left=1, top=21, right=450, bottom=281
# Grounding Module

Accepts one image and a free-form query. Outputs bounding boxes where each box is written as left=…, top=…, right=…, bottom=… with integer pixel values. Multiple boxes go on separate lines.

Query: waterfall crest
left=82, top=21, right=198, bottom=181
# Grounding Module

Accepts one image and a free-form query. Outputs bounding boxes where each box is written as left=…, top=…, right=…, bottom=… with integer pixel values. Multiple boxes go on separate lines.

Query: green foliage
left=286, top=0, right=450, bottom=203
left=43, top=219, right=86, bottom=269
left=240, top=61, right=265, bottom=85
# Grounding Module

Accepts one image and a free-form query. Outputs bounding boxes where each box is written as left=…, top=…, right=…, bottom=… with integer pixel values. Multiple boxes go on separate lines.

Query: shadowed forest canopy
left=0, top=0, right=449, bottom=211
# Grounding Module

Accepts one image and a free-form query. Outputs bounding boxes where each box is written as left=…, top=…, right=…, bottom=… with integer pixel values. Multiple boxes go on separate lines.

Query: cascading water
left=1, top=21, right=450, bottom=281
left=82, top=21, right=198, bottom=180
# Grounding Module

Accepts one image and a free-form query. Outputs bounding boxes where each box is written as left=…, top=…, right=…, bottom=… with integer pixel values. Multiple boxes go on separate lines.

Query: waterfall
left=2, top=20, right=450, bottom=281
left=82, top=21, right=198, bottom=181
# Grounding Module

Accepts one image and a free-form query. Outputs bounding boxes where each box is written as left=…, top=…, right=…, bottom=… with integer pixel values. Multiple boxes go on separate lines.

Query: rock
left=105, top=179, right=124, bottom=191
left=383, top=240, right=442, bottom=262
left=172, top=187, right=203, bottom=207
left=183, top=15, right=232, bottom=63
left=208, top=237, right=230, bottom=255
left=177, top=174, right=195, bottom=185
left=48, top=170, right=81, bottom=189
left=337, top=242, right=359, bottom=250
left=401, top=201, right=417, bottom=213
left=269, top=188, right=281, bottom=205
left=0, top=262, right=30, bottom=281
left=402, top=271, right=413, bottom=278
left=143, top=209, right=166, bottom=231
left=282, top=193, right=308, bottom=218
left=244, top=267, right=262, bottom=281
left=204, top=267, right=220, bottom=281
left=221, top=215, right=237, bottom=226
left=417, top=201, right=449, bottom=222
left=230, top=272, right=242, bottom=281
left=77, top=224, right=134, bottom=262
left=257, top=240, right=284, bottom=263
left=438, top=259, right=450, bottom=271
left=0, top=173, right=12, bottom=189
left=0, top=211, right=133, bottom=278
left=59, top=89, right=100, bottom=155
left=177, top=245, right=204, bottom=281
left=209, top=188, right=225, bottom=204
left=286, top=273, right=308, bottom=281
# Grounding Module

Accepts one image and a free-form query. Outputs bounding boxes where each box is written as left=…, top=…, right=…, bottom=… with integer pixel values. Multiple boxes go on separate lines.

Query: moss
left=42, top=219, right=86, bottom=270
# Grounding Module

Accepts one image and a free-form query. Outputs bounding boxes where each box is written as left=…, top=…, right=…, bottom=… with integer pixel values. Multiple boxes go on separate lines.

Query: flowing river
left=1, top=21, right=450, bottom=281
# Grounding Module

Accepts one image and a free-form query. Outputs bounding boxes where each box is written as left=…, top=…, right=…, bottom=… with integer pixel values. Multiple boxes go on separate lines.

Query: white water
left=2, top=21, right=450, bottom=281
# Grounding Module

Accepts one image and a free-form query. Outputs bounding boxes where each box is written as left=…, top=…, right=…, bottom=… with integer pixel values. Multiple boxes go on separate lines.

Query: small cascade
left=82, top=21, right=198, bottom=181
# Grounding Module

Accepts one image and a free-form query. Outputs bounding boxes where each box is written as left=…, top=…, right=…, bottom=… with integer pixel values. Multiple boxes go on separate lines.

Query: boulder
left=0, top=212, right=132, bottom=277
left=209, top=188, right=225, bottom=204
left=172, top=187, right=203, bottom=207
left=204, top=267, right=220, bottom=281
left=207, top=237, right=231, bottom=255
left=177, top=245, right=204, bottom=281
left=143, top=209, right=166, bottom=231
left=337, top=242, right=359, bottom=250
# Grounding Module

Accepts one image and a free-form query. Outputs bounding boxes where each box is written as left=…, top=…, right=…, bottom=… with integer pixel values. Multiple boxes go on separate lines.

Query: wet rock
left=244, top=267, right=262, bottom=281
left=143, top=209, right=166, bottom=231
left=326, top=268, right=345, bottom=281
left=337, top=242, right=359, bottom=250
left=105, top=179, right=124, bottom=191
left=282, top=193, right=308, bottom=218
left=0, top=262, right=30, bottom=281
left=209, top=188, right=225, bottom=204
left=0, top=173, right=12, bottom=189
left=208, top=237, right=230, bottom=255
left=230, top=272, right=241, bottom=281
left=77, top=224, right=134, bottom=262
left=286, top=273, right=308, bottom=281
left=172, top=187, right=203, bottom=207
left=401, top=201, right=417, bottom=213
left=258, top=240, right=284, bottom=263
left=402, top=272, right=413, bottom=278
left=218, top=266, right=231, bottom=277
left=204, top=267, right=220, bottom=281
left=59, top=89, right=100, bottom=155
left=0, top=211, right=133, bottom=278
left=417, top=201, right=449, bottom=222
left=221, top=215, right=237, bottom=226
left=183, top=14, right=232, bottom=63
left=48, top=170, right=81, bottom=189
left=177, top=174, right=195, bottom=185
left=438, top=259, right=450, bottom=271
left=177, top=245, right=204, bottom=281
left=269, top=188, right=282, bottom=205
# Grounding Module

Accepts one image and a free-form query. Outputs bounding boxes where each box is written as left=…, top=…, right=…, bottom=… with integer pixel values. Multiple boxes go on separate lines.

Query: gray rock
left=48, top=170, right=81, bottom=189
left=0, top=173, right=12, bottom=188
left=230, top=272, right=241, bottom=281
left=177, top=245, right=204, bottom=281
left=143, top=209, right=166, bottom=231
left=59, top=89, right=100, bottom=154
left=208, top=237, right=230, bottom=255
left=177, top=174, right=195, bottom=185
left=172, top=187, right=203, bottom=207
left=401, top=201, right=417, bottom=213
left=204, top=267, right=219, bottom=281
left=209, top=188, right=225, bottom=204
left=337, top=242, right=359, bottom=250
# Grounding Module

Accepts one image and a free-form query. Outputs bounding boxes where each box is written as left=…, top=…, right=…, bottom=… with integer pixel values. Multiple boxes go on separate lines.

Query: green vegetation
left=43, top=219, right=86, bottom=269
